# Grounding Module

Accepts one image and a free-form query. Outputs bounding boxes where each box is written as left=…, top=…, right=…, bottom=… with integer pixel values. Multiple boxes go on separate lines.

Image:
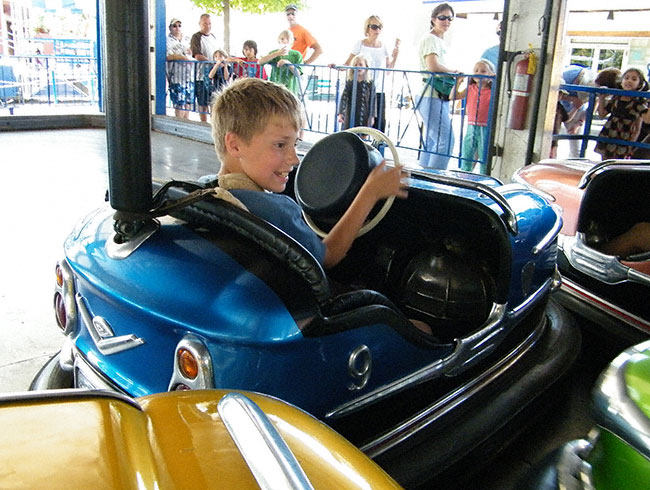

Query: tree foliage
left=189, top=0, right=299, bottom=16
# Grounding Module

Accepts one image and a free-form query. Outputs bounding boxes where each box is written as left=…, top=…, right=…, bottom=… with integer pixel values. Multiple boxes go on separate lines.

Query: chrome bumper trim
left=73, top=350, right=126, bottom=393
left=218, top=393, right=315, bottom=490
left=560, top=277, right=650, bottom=333
left=360, top=315, right=546, bottom=458
left=327, top=278, right=553, bottom=422
left=563, top=234, right=650, bottom=287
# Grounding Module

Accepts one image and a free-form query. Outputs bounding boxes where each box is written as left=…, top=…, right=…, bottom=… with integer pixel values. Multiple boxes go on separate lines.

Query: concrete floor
left=0, top=128, right=218, bottom=393
left=0, top=127, right=630, bottom=489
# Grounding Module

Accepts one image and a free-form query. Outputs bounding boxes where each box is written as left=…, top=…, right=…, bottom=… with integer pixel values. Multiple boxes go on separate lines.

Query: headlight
left=53, top=260, right=77, bottom=335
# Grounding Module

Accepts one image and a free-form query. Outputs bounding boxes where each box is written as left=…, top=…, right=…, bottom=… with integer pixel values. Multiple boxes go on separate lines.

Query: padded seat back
left=155, top=181, right=331, bottom=303
left=578, top=166, right=650, bottom=242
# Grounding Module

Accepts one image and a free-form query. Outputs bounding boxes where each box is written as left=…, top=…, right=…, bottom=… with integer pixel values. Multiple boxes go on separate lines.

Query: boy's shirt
left=230, top=189, right=326, bottom=265
left=206, top=63, right=228, bottom=91
left=231, top=57, right=267, bottom=80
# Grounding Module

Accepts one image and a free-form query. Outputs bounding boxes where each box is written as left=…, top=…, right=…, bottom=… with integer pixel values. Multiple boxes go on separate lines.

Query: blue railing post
left=154, top=2, right=167, bottom=115
left=580, top=92, right=597, bottom=158
left=51, top=69, right=58, bottom=103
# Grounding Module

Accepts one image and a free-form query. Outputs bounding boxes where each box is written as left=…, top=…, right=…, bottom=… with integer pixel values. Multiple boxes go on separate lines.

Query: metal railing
left=165, top=60, right=496, bottom=171
left=1, top=53, right=496, bottom=171
left=555, top=83, right=650, bottom=159
left=0, top=54, right=98, bottom=111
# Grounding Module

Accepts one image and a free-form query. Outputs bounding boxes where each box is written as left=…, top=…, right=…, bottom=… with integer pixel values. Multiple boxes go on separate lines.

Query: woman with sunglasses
left=335, top=15, right=400, bottom=132
left=416, top=3, right=459, bottom=169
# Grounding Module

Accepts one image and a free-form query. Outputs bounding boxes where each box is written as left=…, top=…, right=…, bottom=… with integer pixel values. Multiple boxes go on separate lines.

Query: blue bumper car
left=33, top=129, right=579, bottom=486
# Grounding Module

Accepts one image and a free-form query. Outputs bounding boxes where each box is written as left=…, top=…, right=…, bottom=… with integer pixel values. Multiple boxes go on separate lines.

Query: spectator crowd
left=167, top=3, right=650, bottom=170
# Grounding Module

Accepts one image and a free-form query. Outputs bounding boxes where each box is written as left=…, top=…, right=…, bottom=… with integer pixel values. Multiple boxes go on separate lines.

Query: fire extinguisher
left=507, top=50, right=537, bottom=130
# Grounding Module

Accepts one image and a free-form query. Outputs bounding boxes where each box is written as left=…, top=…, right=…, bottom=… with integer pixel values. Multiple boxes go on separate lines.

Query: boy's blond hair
left=211, top=77, right=302, bottom=159
left=278, top=29, right=295, bottom=44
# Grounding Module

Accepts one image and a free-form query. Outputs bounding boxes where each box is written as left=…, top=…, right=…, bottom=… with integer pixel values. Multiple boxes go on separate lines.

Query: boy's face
left=243, top=45, right=256, bottom=59
left=228, top=116, right=300, bottom=193
left=279, top=35, right=291, bottom=47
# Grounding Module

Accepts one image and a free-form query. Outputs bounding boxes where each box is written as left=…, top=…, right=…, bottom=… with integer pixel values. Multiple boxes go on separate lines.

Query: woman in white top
left=339, top=15, right=400, bottom=132
left=416, top=3, right=459, bottom=169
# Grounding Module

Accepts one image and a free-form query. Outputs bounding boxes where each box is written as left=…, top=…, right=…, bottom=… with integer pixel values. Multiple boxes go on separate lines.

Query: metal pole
left=101, top=0, right=153, bottom=223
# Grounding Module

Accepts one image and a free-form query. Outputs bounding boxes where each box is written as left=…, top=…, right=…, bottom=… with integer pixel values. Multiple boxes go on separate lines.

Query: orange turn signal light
left=55, top=264, right=64, bottom=288
left=177, top=348, right=199, bottom=380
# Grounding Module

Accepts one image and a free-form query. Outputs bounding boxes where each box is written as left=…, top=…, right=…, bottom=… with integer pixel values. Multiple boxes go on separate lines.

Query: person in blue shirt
left=209, top=77, right=408, bottom=268
left=550, top=65, right=594, bottom=158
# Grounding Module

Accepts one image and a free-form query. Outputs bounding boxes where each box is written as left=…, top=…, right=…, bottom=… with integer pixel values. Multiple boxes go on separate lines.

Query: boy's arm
left=322, top=162, right=407, bottom=268
left=259, top=49, right=283, bottom=65
left=291, top=51, right=304, bottom=75
left=208, top=63, right=217, bottom=78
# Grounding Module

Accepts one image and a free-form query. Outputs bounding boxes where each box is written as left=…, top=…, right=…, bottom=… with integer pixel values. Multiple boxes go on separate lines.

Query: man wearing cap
left=285, top=4, right=322, bottom=64
left=190, top=13, right=221, bottom=121
left=166, top=18, right=193, bottom=119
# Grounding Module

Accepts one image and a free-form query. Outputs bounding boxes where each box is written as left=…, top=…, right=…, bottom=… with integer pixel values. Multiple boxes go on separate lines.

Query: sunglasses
left=369, top=24, right=383, bottom=30
left=436, top=15, right=454, bottom=21
left=286, top=12, right=295, bottom=16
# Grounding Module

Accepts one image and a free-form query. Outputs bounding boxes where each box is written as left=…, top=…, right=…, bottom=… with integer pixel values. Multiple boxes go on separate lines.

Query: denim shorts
left=195, top=80, right=214, bottom=106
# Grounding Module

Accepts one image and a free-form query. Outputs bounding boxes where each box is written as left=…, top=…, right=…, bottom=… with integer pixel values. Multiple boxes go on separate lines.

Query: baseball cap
left=169, top=18, right=181, bottom=26
left=285, top=4, right=298, bottom=12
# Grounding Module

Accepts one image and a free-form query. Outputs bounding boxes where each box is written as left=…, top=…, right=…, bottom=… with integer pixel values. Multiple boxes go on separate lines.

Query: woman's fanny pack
left=424, top=75, right=456, bottom=100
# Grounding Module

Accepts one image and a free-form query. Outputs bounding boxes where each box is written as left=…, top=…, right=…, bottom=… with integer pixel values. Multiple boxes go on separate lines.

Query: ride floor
left=0, top=128, right=634, bottom=490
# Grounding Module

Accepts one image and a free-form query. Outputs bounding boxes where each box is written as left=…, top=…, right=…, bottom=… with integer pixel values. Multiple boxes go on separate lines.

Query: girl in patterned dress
left=595, top=68, right=650, bottom=160
left=337, top=55, right=377, bottom=130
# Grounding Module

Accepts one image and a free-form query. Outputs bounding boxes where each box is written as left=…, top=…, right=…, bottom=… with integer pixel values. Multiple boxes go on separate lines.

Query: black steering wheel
left=294, top=126, right=400, bottom=237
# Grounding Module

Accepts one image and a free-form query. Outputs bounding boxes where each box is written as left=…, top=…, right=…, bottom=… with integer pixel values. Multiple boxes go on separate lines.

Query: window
left=566, top=39, right=627, bottom=73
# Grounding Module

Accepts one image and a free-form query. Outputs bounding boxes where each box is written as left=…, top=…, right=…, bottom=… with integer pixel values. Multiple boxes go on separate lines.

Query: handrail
left=218, top=392, right=316, bottom=490
left=162, top=60, right=496, bottom=171
left=578, top=159, right=650, bottom=189
left=555, top=83, right=650, bottom=157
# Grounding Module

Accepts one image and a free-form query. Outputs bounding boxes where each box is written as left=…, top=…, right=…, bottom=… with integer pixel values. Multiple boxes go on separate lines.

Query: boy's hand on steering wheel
left=364, top=161, right=409, bottom=201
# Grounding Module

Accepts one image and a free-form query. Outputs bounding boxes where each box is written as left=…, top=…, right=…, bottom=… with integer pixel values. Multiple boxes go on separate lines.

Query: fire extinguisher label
left=513, top=73, right=530, bottom=92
